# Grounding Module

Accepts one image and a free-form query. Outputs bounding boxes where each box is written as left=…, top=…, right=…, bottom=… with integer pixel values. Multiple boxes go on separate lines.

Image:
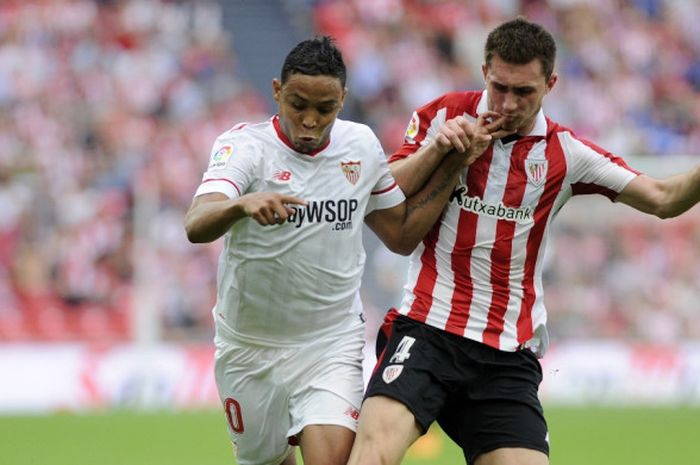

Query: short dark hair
left=484, top=17, right=557, bottom=80
left=281, top=36, right=347, bottom=87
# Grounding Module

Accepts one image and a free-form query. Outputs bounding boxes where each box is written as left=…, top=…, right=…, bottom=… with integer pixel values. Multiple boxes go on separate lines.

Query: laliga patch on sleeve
left=404, top=111, right=419, bottom=143
left=209, top=144, right=233, bottom=169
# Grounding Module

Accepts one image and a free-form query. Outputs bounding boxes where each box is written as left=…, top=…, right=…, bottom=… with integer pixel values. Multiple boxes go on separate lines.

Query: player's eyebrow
left=289, top=93, right=340, bottom=106
left=493, top=81, right=536, bottom=93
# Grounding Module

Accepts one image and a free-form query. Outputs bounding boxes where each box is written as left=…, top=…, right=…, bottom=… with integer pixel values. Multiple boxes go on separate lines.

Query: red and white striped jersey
left=390, top=90, right=640, bottom=357
left=195, top=115, right=405, bottom=347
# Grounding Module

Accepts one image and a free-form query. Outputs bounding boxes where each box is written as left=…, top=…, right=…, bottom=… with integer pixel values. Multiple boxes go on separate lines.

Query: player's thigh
left=215, top=342, right=293, bottom=465
left=356, top=395, right=422, bottom=447
left=287, top=331, right=364, bottom=440
left=437, top=347, right=549, bottom=465
left=365, top=315, right=454, bottom=433
left=439, top=396, right=549, bottom=465
left=474, top=447, right=549, bottom=465
left=348, top=395, right=423, bottom=465
left=299, top=424, right=355, bottom=465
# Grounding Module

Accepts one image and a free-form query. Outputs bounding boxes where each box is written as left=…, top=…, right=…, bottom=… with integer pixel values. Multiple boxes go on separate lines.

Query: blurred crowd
left=316, top=0, right=700, bottom=157
left=544, top=205, right=700, bottom=345
left=0, top=0, right=268, bottom=341
left=0, top=0, right=698, bottom=344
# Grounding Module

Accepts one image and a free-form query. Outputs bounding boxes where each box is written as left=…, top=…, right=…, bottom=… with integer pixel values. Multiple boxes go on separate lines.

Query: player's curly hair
left=485, top=17, right=557, bottom=80
left=281, top=35, right=346, bottom=87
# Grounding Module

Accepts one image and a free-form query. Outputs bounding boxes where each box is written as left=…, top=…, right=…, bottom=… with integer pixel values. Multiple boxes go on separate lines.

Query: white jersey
left=195, top=115, right=405, bottom=346
left=390, top=90, right=639, bottom=357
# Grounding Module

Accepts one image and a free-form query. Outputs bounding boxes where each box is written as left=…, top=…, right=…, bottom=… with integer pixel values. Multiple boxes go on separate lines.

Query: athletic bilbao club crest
left=525, top=159, right=548, bottom=187
left=341, top=161, right=361, bottom=185
left=382, top=364, right=404, bottom=384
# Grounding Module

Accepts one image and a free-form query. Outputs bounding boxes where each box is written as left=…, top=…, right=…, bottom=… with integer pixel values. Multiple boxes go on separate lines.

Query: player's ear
left=272, top=79, right=282, bottom=103
left=340, top=87, right=348, bottom=108
left=545, top=72, right=558, bottom=94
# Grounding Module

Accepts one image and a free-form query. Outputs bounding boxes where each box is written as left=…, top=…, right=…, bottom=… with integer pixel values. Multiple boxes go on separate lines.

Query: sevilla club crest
left=341, top=161, right=361, bottom=185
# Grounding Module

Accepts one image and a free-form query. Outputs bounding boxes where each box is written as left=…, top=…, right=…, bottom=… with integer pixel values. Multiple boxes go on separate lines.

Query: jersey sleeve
left=560, top=132, right=640, bottom=200
left=388, top=92, right=479, bottom=163
left=366, top=131, right=405, bottom=214
left=194, top=130, right=257, bottom=199
left=389, top=96, right=448, bottom=163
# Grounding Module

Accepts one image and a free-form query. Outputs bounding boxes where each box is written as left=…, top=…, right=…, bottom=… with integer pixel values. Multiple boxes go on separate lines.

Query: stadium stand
left=0, top=0, right=698, bottom=344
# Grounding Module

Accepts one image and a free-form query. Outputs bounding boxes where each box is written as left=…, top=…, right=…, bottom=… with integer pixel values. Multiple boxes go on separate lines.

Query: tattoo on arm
left=406, top=170, right=456, bottom=216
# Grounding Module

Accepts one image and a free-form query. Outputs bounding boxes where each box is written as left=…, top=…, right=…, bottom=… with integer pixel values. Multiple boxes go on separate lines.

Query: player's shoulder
left=545, top=117, right=615, bottom=157
left=545, top=117, right=575, bottom=137
left=545, top=118, right=592, bottom=148
left=332, top=117, right=379, bottom=142
left=333, top=117, right=374, bottom=134
left=208, top=119, right=273, bottom=166
left=439, top=90, right=481, bottom=106
left=214, top=118, right=273, bottom=144
left=418, top=90, right=482, bottom=116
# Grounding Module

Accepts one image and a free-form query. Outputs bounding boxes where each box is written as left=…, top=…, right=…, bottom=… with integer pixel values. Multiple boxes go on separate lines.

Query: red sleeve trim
left=202, top=178, right=242, bottom=196
left=371, top=181, right=398, bottom=195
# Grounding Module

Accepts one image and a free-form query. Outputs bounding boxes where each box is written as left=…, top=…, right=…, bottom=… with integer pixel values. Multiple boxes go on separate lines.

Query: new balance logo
left=273, top=170, right=292, bottom=181
left=345, top=407, right=360, bottom=421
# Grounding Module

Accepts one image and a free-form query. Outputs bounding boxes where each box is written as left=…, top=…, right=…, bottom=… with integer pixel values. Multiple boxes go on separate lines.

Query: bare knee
left=299, top=424, right=355, bottom=465
left=347, top=396, right=422, bottom=465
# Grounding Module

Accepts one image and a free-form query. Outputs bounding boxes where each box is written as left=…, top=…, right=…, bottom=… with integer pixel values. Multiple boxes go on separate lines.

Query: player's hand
left=241, top=192, right=306, bottom=226
left=459, top=111, right=514, bottom=166
left=480, top=110, right=516, bottom=140
left=431, top=115, right=476, bottom=155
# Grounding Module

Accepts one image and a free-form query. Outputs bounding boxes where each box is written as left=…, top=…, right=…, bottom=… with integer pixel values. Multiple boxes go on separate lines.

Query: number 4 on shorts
left=389, top=336, right=415, bottom=364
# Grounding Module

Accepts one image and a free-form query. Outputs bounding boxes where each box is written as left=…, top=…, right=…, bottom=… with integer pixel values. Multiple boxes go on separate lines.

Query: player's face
left=482, top=55, right=557, bottom=135
left=273, top=73, right=346, bottom=154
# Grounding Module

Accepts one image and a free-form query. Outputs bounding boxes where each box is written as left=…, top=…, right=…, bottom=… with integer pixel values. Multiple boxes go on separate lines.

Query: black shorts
left=366, top=311, right=549, bottom=464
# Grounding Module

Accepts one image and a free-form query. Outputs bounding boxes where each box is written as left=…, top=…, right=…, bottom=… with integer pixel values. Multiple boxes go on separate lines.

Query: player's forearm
left=391, top=143, right=449, bottom=197
left=184, top=198, right=245, bottom=243
left=659, top=165, right=700, bottom=218
left=392, top=153, right=464, bottom=254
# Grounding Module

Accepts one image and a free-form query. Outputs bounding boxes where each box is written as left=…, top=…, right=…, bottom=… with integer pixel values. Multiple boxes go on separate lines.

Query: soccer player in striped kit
left=184, top=37, right=506, bottom=465
left=348, top=17, right=700, bottom=465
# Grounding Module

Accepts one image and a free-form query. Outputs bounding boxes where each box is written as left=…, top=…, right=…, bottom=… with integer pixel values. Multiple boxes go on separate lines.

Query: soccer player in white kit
left=184, top=37, right=504, bottom=465
left=347, top=18, right=700, bottom=465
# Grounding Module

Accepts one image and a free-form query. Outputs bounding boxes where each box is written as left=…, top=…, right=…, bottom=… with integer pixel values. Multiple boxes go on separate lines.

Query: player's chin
left=294, top=139, right=319, bottom=153
left=501, top=120, right=520, bottom=132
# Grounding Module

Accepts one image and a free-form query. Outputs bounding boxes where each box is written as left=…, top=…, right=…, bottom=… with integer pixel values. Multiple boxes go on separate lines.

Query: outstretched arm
left=184, top=192, right=306, bottom=243
left=616, top=166, right=700, bottom=219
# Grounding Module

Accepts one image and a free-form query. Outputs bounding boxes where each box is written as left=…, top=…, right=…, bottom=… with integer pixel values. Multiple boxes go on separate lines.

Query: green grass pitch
left=2, top=407, right=699, bottom=465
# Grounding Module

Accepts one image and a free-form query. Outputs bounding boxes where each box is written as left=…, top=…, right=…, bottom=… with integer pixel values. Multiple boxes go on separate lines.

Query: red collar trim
left=272, top=115, right=330, bottom=157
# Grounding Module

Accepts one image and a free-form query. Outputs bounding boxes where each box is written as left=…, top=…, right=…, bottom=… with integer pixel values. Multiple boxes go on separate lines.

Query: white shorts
left=214, top=327, right=365, bottom=465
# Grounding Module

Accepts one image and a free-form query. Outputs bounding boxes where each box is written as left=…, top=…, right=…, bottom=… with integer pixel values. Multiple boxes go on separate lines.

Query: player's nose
left=502, top=93, right=518, bottom=112
left=302, top=115, right=317, bottom=129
